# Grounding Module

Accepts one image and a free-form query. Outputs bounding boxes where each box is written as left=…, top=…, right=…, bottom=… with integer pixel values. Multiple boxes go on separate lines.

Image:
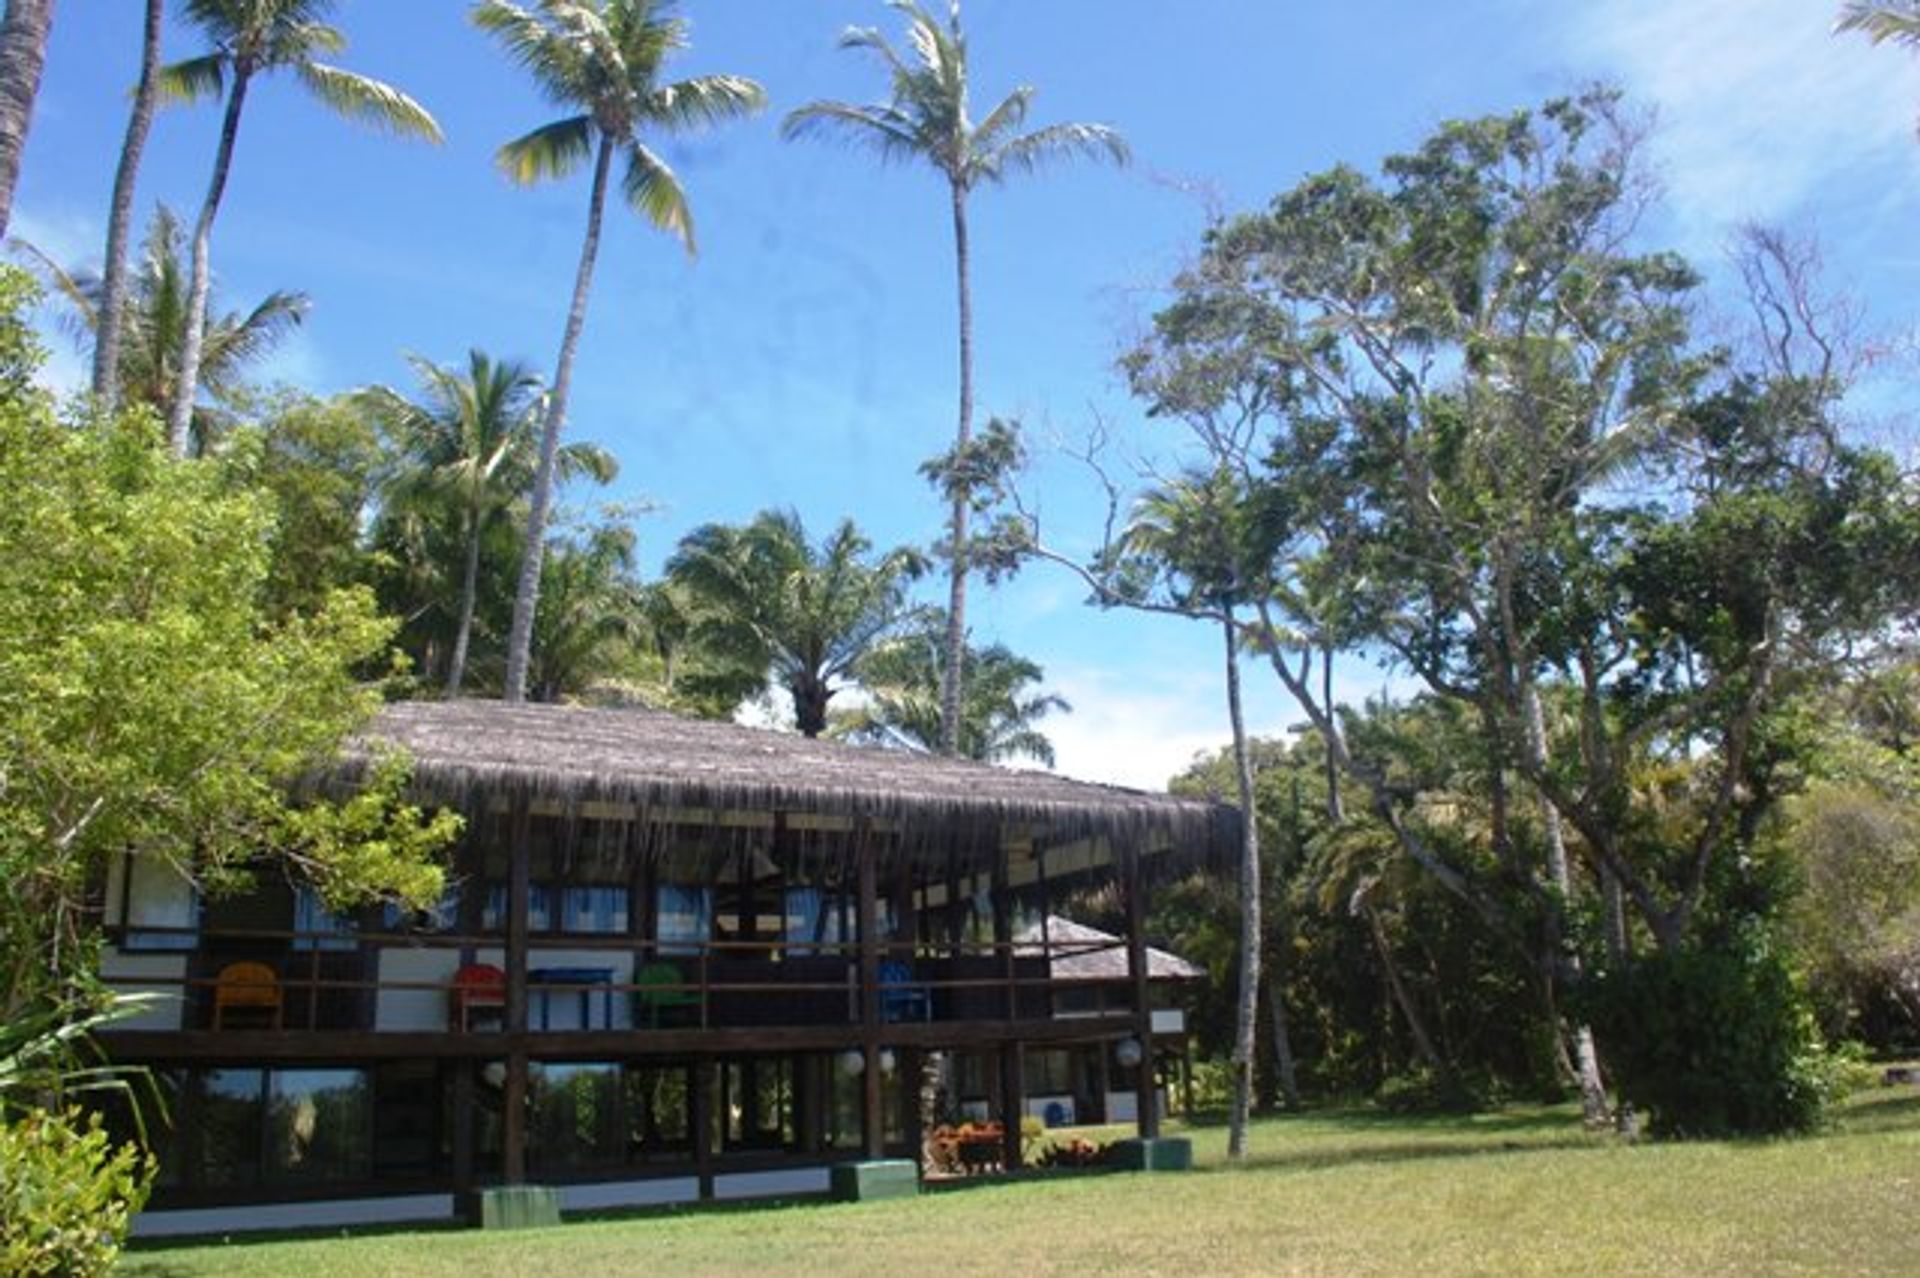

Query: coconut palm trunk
left=446, top=511, right=485, bottom=696
left=93, top=0, right=164, bottom=409
left=504, top=133, right=614, bottom=703
left=939, top=180, right=974, bottom=755
left=0, top=0, right=55, bottom=241
left=170, top=64, right=252, bottom=456
left=1223, top=611, right=1262, bottom=1160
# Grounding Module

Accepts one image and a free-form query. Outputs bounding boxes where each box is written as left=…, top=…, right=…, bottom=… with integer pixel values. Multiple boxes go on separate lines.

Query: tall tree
left=18, top=205, right=308, bottom=452
left=365, top=350, right=616, bottom=696
left=0, top=0, right=55, bottom=239
left=93, top=0, right=166, bottom=409
left=162, top=0, right=441, bottom=456
left=472, top=0, right=763, bottom=703
left=666, top=509, right=925, bottom=737
left=839, top=612, right=1069, bottom=766
left=784, top=0, right=1127, bottom=755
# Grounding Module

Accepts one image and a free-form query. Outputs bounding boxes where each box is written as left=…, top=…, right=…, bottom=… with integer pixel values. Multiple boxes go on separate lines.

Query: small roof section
left=1015, top=916, right=1205, bottom=982
left=352, top=701, right=1237, bottom=864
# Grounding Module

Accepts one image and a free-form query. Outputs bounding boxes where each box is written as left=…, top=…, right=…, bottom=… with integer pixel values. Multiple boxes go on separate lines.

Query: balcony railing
left=99, top=925, right=1142, bottom=1037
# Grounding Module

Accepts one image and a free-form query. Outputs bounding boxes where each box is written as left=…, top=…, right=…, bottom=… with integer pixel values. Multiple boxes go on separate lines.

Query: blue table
left=529, top=966, right=616, bottom=1030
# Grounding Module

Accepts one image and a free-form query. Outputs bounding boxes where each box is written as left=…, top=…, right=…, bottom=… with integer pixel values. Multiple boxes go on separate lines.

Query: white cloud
left=1042, top=662, right=1231, bottom=792
left=1551, top=0, right=1920, bottom=242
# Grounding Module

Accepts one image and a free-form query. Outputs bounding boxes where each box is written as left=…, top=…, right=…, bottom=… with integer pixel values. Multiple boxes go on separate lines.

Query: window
left=292, top=886, right=357, bottom=952
left=198, top=1069, right=264, bottom=1188
left=122, top=854, right=199, bottom=952
left=657, top=885, right=711, bottom=956
left=267, top=1069, right=371, bottom=1185
left=529, top=1063, right=623, bottom=1174
left=625, top=1064, right=690, bottom=1160
left=562, top=886, right=629, bottom=935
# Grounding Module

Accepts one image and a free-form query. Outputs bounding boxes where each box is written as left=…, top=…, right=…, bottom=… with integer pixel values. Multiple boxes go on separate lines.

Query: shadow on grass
left=1838, top=1087, right=1920, bottom=1135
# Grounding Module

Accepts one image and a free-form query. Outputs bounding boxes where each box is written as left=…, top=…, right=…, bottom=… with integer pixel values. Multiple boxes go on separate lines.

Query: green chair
left=634, top=960, right=700, bottom=1028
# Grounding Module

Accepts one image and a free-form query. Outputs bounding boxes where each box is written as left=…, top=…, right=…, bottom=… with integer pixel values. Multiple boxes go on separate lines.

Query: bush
left=0, top=1107, right=153, bottom=1278
left=1580, top=934, right=1837, bottom=1138
left=1373, top=1066, right=1494, bottom=1115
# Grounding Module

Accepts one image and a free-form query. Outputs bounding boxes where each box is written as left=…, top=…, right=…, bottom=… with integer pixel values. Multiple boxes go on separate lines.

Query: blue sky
left=13, top=0, right=1920, bottom=789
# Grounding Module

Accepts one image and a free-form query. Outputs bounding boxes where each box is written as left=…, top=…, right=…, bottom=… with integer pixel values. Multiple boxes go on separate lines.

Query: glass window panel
left=529, top=1063, right=622, bottom=1174
left=656, top=885, right=711, bottom=956
left=563, top=886, right=629, bottom=935
left=784, top=887, right=821, bottom=955
left=529, top=884, right=552, bottom=933
left=292, top=886, right=357, bottom=952
left=123, top=855, right=200, bottom=952
left=373, top=1062, right=440, bottom=1180
left=198, top=1069, right=263, bottom=1188
left=267, top=1069, right=370, bottom=1185
left=624, top=1064, right=690, bottom=1161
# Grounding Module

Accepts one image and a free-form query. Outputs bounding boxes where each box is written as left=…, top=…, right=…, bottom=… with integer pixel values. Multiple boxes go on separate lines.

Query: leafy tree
left=0, top=0, right=55, bottom=239
left=666, top=509, right=926, bottom=736
left=364, top=350, right=615, bottom=695
left=529, top=518, right=650, bottom=703
left=94, top=0, right=166, bottom=409
left=0, top=267, right=457, bottom=1019
left=837, top=611, right=1069, bottom=766
left=784, top=0, right=1128, bottom=755
left=17, top=204, right=309, bottom=453
left=471, top=0, right=763, bottom=702
left=161, top=0, right=442, bottom=455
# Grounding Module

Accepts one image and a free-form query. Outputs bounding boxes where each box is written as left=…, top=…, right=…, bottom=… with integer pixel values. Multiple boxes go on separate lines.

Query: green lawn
left=122, top=1088, right=1920, bottom=1277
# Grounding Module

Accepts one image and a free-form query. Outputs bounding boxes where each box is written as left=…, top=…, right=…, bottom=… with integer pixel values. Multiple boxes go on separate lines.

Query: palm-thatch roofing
left=1015, top=916, right=1204, bottom=982
left=349, top=701, right=1237, bottom=868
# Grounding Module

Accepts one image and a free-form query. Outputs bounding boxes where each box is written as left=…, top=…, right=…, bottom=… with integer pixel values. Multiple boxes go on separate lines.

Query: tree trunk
left=1362, top=898, right=1443, bottom=1073
left=0, top=0, right=55, bottom=241
left=937, top=179, right=972, bottom=756
left=446, top=510, right=482, bottom=696
left=170, top=64, right=250, bottom=457
left=1322, top=643, right=1343, bottom=822
left=1223, top=613, right=1261, bottom=1160
left=503, top=133, right=612, bottom=703
left=792, top=674, right=830, bottom=738
left=1523, top=681, right=1608, bottom=1124
left=1267, top=971, right=1299, bottom=1110
left=92, top=0, right=162, bottom=409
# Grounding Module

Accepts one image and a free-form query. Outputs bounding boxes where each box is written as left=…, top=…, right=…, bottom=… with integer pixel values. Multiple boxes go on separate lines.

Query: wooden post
left=1125, top=841, right=1159, bottom=1141
left=503, top=802, right=531, bottom=1183
left=857, top=820, right=883, bottom=1159
left=992, top=842, right=1012, bottom=1020
left=692, top=1060, right=715, bottom=1200
left=1000, top=1040, right=1026, bottom=1170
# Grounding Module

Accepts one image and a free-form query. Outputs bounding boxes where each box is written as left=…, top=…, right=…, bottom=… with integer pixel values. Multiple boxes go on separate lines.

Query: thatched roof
left=350, top=701, right=1237, bottom=866
left=1015, top=916, right=1205, bottom=982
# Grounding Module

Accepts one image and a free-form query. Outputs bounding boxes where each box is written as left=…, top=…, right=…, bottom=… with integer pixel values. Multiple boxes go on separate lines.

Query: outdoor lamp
left=879, top=1048, right=897, bottom=1076
left=481, top=1061, right=507, bottom=1089
left=838, top=1047, right=866, bottom=1076
left=1114, top=1037, right=1144, bottom=1069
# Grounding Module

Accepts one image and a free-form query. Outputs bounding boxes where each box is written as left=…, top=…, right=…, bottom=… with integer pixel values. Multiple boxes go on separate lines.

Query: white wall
left=132, top=1194, right=455, bottom=1239
left=97, top=949, right=185, bottom=1030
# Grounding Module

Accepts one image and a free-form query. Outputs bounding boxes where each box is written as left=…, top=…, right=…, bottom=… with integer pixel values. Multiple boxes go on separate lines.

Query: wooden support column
left=992, top=842, right=1012, bottom=1020
left=503, top=802, right=531, bottom=1183
left=1125, top=841, right=1160, bottom=1141
left=1000, top=1040, right=1026, bottom=1170
left=857, top=820, right=883, bottom=1159
left=692, top=1060, right=715, bottom=1200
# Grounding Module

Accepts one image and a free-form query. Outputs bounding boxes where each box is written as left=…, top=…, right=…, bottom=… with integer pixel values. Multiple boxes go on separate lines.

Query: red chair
left=450, top=962, right=506, bottom=1031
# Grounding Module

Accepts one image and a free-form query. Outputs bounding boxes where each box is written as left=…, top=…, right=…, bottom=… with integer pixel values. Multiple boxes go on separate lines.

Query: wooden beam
left=503, top=801, right=532, bottom=1183
left=1125, top=841, right=1159, bottom=1141
left=857, top=819, right=883, bottom=1159
left=1000, top=1040, right=1026, bottom=1170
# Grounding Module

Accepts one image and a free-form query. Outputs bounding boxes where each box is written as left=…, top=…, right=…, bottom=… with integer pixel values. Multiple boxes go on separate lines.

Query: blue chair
left=878, top=958, right=930, bottom=1023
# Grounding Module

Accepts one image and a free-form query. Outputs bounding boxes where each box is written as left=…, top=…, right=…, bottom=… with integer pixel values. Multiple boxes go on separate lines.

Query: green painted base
left=830, top=1159, right=920, bottom=1202
left=1111, top=1137, right=1193, bottom=1172
left=473, top=1185, right=562, bottom=1230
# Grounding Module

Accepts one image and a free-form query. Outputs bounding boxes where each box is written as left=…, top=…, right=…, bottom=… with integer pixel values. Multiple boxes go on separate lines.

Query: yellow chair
left=212, top=960, right=282, bottom=1030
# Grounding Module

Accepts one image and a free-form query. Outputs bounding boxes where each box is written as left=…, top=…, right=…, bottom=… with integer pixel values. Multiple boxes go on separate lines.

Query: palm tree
left=364, top=350, right=617, bottom=696
left=1837, top=2, right=1920, bottom=45
left=839, top=614, right=1069, bottom=766
left=783, top=1, right=1128, bottom=756
left=665, top=510, right=926, bottom=737
left=17, top=205, right=308, bottom=451
left=0, top=0, right=56, bottom=240
left=471, top=0, right=764, bottom=704
left=162, top=0, right=442, bottom=456
left=94, top=0, right=167, bottom=410
left=529, top=521, right=648, bottom=703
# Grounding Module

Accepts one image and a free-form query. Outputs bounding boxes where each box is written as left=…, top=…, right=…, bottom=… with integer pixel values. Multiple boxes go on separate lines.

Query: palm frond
left=622, top=141, right=694, bottom=252
left=295, top=61, right=443, bottom=141
left=976, top=120, right=1129, bottom=184
left=781, top=101, right=926, bottom=165
left=471, top=0, right=595, bottom=109
left=1837, top=2, right=1920, bottom=45
left=157, top=52, right=227, bottom=106
left=646, top=73, right=766, bottom=132
left=497, top=114, right=596, bottom=184
left=970, top=85, right=1033, bottom=152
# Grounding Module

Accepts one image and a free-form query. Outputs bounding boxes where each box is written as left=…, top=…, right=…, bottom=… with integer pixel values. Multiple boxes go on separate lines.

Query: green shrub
left=1373, top=1066, right=1493, bottom=1115
left=0, top=1107, right=153, bottom=1278
left=1580, top=934, right=1837, bottom=1138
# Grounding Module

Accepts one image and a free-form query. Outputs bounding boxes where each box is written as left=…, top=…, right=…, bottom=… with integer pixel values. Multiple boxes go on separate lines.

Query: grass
left=122, top=1088, right=1920, bottom=1277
